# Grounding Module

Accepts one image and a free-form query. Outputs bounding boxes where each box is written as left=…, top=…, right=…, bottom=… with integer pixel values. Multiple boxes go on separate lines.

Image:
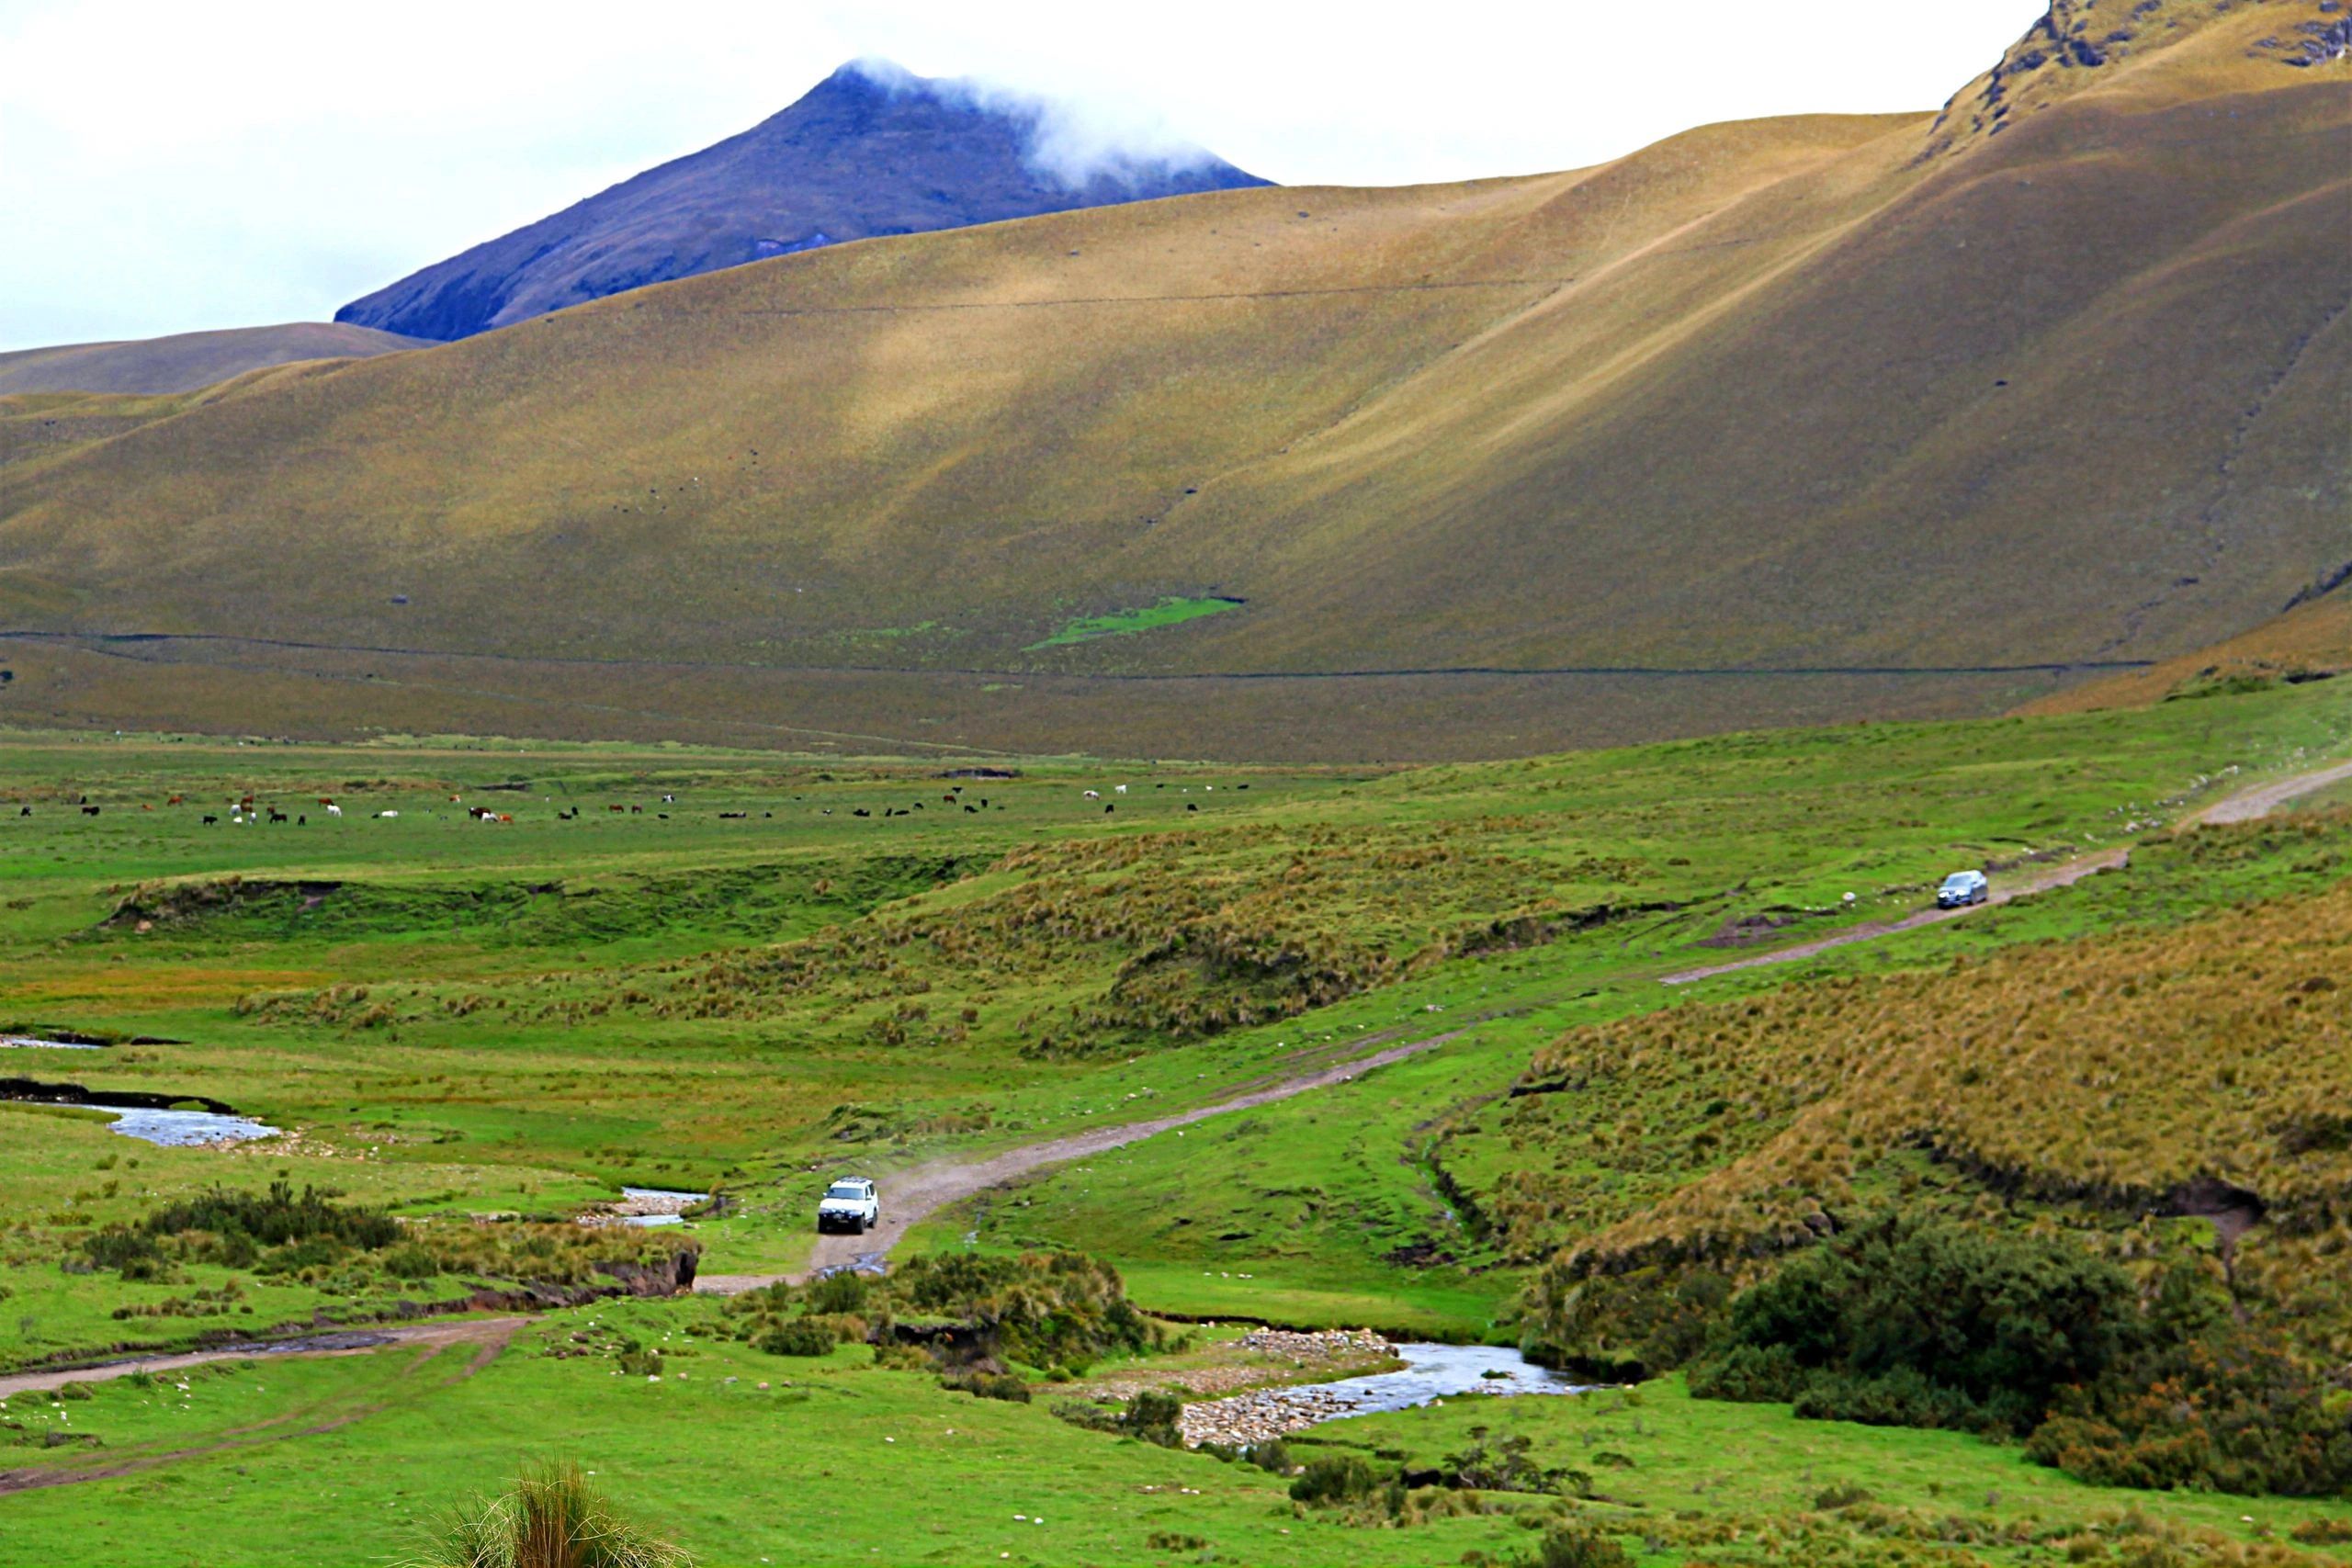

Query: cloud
left=845, top=57, right=1233, bottom=191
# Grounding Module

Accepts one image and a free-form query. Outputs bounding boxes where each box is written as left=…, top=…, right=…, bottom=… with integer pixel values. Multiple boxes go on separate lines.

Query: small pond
left=101, top=1108, right=280, bottom=1147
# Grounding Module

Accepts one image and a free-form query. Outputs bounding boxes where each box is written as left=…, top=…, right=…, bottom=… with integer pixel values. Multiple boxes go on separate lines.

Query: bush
left=1521, top=1520, right=1633, bottom=1568
left=381, top=1242, right=440, bottom=1280
left=2026, top=1307, right=2352, bottom=1496
left=943, top=1371, right=1031, bottom=1404
left=1290, top=1455, right=1382, bottom=1506
left=1688, top=1214, right=2134, bottom=1435
left=805, top=1270, right=869, bottom=1315
left=1249, top=1438, right=1293, bottom=1473
left=1125, top=1389, right=1183, bottom=1448
left=1812, top=1483, right=1874, bottom=1510
left=752, top=1321, right=838, bottom=1358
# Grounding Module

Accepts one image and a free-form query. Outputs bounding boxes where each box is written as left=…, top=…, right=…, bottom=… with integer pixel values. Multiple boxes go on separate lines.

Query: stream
left=1181, top=1342, right=1589, bottom=1448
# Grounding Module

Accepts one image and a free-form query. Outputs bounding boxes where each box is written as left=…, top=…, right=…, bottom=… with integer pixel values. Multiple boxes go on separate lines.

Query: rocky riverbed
left=1177, top=1339, right=1588, bottom=1449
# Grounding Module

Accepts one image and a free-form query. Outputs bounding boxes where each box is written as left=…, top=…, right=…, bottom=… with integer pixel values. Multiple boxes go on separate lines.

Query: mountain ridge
left=0, top=322, right=426, bottom=396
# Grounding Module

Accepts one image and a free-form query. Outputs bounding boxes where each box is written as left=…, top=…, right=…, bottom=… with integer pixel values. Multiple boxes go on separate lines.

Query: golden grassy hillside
left=0, top=3, right=2343, bottom=758
left=2019, top=587, right=2351, bottom=714
left=0, top=322, right=426, bottom=395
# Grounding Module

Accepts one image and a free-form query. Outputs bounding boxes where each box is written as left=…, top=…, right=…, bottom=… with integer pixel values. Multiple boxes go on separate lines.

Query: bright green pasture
left=3, top=1326, right=2341, bottom=1567
left=1025, top=596, right=1243, bottom=649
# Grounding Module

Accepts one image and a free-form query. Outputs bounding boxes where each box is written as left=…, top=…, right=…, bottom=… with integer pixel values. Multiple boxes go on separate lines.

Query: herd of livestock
left=11, top=779, right=1246, bottom=827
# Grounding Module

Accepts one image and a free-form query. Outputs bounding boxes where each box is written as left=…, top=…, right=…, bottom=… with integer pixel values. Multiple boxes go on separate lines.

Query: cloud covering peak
left=840, top=55, right=1233, bottom=193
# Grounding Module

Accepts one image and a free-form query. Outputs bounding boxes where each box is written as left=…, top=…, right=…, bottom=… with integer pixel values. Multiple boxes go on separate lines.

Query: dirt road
left=1662, top=757, right=2348, bottom=986
left=695, top=1032, right=1457, bottom=1294
left=0, top=1316, right=532, bottom=1405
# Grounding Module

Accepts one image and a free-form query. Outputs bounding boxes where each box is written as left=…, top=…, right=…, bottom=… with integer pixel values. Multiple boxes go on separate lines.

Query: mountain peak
left=336, top=62, right=1270, bottom=341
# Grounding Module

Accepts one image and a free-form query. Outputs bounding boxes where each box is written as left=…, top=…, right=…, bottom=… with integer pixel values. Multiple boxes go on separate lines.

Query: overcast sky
left=0, top=0, right=2045, bottom=350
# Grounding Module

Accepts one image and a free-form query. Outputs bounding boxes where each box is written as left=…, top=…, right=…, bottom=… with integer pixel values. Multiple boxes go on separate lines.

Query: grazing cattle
left=326, top=804, right=343, bottom=818
left=912, top=802, right=924, bottom=810
left=1082, top=790, right=1100, bottom=800
left=317, top=797, right=334, bottom=807
left=630, top=806, right=643, bottom=815
left=964, top=805, right=977, bottom=814
left=608, top=805, right=626, bottom=814
left=1115, top=784, right=1127, bottom=795
left=167, top=795, right=184, bottom=806
left=853, top=808, right=870, bottom=818
left=719, top=811, right=748, bottom=819
left=1187, top=803, right=1198, bottom=812
left=202, top=815, right=218, bottom=826
left=297, top=815, right=307, bottom=826
left=17, top=807, right=28, bottom=817
left=1104, top=804, right=1114, bottom=815
left=375, top=810, right=400, bottom=819
left=141, top=804, right=153, bottom=811
left=81, top=805, right=100, bottom=817
left=662, top=794, right=676, bottom=804
left=267, top=810, right=288, bottom=824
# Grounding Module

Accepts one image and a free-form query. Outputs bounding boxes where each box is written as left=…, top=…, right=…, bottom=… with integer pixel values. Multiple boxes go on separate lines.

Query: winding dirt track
left=1660, top=757, right=2349, bottom=986
left=695, top=1032, right=1459, bottom=1294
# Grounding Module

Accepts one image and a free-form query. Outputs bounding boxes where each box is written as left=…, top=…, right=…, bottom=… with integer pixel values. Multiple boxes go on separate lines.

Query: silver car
left=1936, top=870, right=1989, bottom=908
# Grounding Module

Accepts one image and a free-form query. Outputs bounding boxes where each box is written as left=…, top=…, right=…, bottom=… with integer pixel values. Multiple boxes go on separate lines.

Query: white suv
left=817, top=1177, right=879, bottom=1234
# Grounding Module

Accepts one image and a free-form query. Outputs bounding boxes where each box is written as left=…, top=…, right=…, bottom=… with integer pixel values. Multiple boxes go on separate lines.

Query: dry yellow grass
left=1524, top=833, right=2352, bottom=1280
left=2019, top=591, right=2352, bottom=715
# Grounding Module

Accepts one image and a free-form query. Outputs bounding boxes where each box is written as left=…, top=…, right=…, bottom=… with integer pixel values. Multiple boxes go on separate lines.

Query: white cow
left=326, top=804, right=343, bottom=818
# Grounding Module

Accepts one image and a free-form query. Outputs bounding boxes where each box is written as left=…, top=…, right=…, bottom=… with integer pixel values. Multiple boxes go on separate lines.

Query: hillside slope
left=336, top=60, right=1270, bottom=341
left=0, top=322, right=426, bottom=395
left=0, top=3, right=2344, bottom=760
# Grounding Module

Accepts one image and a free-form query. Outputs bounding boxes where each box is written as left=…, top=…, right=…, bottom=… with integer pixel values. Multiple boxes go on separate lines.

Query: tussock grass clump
left=414, top=1460, right=690, bottom=1568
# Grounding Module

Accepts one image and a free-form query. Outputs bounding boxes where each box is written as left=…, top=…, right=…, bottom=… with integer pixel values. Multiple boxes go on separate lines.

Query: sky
left=0, top=0, right=2047, bottom=350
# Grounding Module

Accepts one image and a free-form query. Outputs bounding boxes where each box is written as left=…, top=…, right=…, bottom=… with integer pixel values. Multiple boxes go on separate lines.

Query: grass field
left=0, top=680, right=2346, bottom=1562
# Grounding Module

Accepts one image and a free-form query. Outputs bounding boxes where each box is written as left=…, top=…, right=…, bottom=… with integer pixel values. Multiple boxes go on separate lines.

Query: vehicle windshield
left=825, top=1182, right=866, bottom=1199
left=1941, top=874, right=1976, bottom=888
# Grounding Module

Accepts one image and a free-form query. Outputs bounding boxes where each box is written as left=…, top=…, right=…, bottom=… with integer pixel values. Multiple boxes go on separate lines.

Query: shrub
left=1521, top=1520, right=1633, bottom=1568
left=1290, top=1455, right=1382, bottom=1506
left=416, top=1459, right=691, bottom=1568
left=752, top=1321, right=837, bottom=1358
left=1125, top=1389, right=1183, bottom=1447
left=1249, top=1438, right=1293, bottom=1473
left=1688, top=1213, right=2134, bottom=1435
left=1812, top=1483, right=1875, bottom=1510
left=2026, top=1308, right=2352, bottom=1496
left=381, top=1242, right=440, bottom=1280
left=942, top=1371, right=1031, bottom=1404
